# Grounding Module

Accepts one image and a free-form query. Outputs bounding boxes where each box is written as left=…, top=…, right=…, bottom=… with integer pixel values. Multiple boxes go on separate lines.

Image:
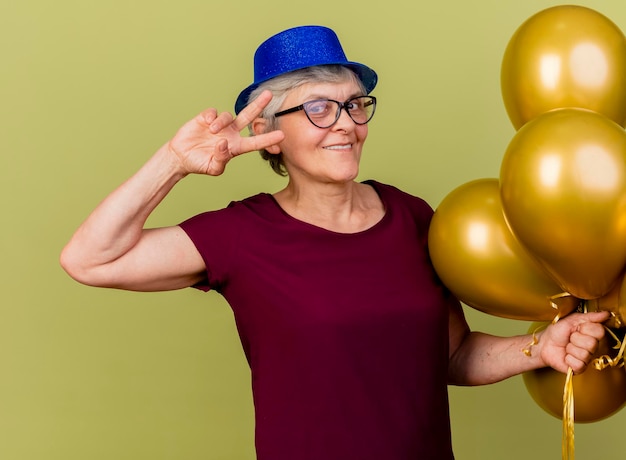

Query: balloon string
left=545, top=305, right=574, bottom=460
left=593, top=327, right=626, bottom=370
left=521, top=293, right=567, bottom=357
left=541, top=295, right=576, bottom=460
left=609, top=310, right=624, bottom=328
left=559, top=313, right=626, bottom=460
left=522, top=334, right=538, bottom=357
left=522, top=296, right=624, bottom=460
left=522, top=323, right=548, bottom=356
left=549, top=291, right=576, bottom=319
left=562, top=367, right=575, bottom=460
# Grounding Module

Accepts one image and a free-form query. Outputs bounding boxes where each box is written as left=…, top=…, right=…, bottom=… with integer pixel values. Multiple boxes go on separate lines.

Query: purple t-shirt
left=180, top=181, right=456, bottom=459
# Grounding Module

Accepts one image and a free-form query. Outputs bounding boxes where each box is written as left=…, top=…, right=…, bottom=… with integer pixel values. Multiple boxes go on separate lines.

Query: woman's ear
left=251, top=118, right=281, bottom=154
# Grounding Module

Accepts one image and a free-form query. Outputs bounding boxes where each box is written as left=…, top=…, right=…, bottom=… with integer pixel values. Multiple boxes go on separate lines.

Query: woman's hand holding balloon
left=537, top=311, right=610, bottom=374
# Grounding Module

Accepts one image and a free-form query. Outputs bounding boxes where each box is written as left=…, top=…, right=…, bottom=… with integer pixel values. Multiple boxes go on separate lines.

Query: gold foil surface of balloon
left=502, top=5, right=626, bottom=130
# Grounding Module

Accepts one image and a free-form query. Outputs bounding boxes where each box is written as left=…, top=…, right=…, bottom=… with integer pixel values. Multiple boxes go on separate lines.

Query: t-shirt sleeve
left=178, top=206, right=240, bottom=292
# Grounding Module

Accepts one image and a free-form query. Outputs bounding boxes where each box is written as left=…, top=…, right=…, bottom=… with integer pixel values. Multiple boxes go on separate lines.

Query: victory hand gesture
left=168, top=90, right=284, bottom=176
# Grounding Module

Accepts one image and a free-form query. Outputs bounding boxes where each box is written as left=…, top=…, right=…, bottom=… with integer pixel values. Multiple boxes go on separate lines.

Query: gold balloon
left=428, top=179, right=577, bottom=321
left=523, top=322, right=626, bottom=423
left=588, top=272, right=626, bottom=329
left=502, top=5, right=626, bottom=129
left=500, top=108, right=626, bottom=300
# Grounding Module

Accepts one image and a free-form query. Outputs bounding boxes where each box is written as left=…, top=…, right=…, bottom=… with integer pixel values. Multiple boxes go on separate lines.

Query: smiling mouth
left=323, top=144, right=352, bottom=150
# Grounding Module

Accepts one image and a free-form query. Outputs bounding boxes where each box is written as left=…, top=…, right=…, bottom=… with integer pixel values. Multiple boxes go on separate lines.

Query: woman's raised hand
left=167, top=90, right=284, bottom=176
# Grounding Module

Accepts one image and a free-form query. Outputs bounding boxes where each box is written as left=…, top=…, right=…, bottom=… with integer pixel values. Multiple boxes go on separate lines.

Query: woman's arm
left=60, top=91, right=284, bottom=291
left=447, top=301, right=609, bottom=386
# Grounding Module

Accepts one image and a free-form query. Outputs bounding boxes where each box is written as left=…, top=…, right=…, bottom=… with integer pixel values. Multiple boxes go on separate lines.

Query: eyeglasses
left=273, top=96, right=377, bottom=129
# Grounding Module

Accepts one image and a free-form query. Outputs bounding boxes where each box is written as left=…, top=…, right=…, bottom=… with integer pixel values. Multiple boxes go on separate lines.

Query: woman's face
left=273, top=79, right=369, bottom=186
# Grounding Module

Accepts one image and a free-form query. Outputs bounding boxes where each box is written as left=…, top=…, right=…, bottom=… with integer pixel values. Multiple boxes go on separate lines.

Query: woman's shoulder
left=364, top=180, right=434, bottom=215
left=180, top=192, right=278, bottom=228
left=229, top=192, right=276, bottom=210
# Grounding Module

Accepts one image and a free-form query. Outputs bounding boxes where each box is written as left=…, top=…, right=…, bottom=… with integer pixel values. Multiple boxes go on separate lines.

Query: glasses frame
left=274, top=95, right=377, bottom=129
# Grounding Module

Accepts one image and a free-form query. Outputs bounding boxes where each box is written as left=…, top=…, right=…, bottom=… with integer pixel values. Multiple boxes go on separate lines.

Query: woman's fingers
left=577, top=316, right=608, bottom=339
left=170, top=90, right=283, bottom=173
left=229, top=91, right=285, bottom=156
left=199, top=107, right=218, bottom=126
left=232, top=90, right=274, bottom=131
left=207, top=111, right=235, bottom=133
left=565, top=314, right=609, bottom=374
left=236, top=130, right=285, bottom=156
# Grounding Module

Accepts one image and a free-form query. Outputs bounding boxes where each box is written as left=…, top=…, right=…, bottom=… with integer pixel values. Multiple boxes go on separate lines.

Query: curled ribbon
left=521, top=291, right=570, bottom=356
left=562, top=368, right=575, bottom=460
left=592, top=323, right=625, bottom=371
left=525, top=296, right=625, bottom=460
left=561, top=316, right=626, bottom=460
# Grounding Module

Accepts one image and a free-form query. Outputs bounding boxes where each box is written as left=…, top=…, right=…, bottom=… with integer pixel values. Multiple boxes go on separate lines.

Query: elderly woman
left=60, top=25, right=607, bottom=460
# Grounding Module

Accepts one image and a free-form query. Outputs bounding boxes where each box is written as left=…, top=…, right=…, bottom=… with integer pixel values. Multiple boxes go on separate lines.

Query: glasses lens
left=301, top=96, right=376, bottom=128
left=302, top=100, right=338, bottom=128
left=346, top=96, right=376, bottom=125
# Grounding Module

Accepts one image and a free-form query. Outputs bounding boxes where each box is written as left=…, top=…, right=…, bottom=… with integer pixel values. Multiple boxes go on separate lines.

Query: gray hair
left=246, top=65, right=367, bottom=176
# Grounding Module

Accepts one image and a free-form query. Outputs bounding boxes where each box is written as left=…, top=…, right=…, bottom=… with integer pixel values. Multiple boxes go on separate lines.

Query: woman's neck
left=273, top=181, right=385, bottom=233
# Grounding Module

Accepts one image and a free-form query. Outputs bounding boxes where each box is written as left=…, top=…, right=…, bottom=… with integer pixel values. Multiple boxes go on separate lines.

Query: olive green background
left=3, top=1, right=626, bottom=459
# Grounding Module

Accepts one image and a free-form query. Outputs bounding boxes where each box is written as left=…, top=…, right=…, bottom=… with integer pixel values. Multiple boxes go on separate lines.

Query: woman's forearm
left=60, top=98, right=284, bottom=289
left=60, top=145, right=185, bottom=283
left=448, top=331, right=544, bottom=386
left=448, top=311, right=609, bottom=386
